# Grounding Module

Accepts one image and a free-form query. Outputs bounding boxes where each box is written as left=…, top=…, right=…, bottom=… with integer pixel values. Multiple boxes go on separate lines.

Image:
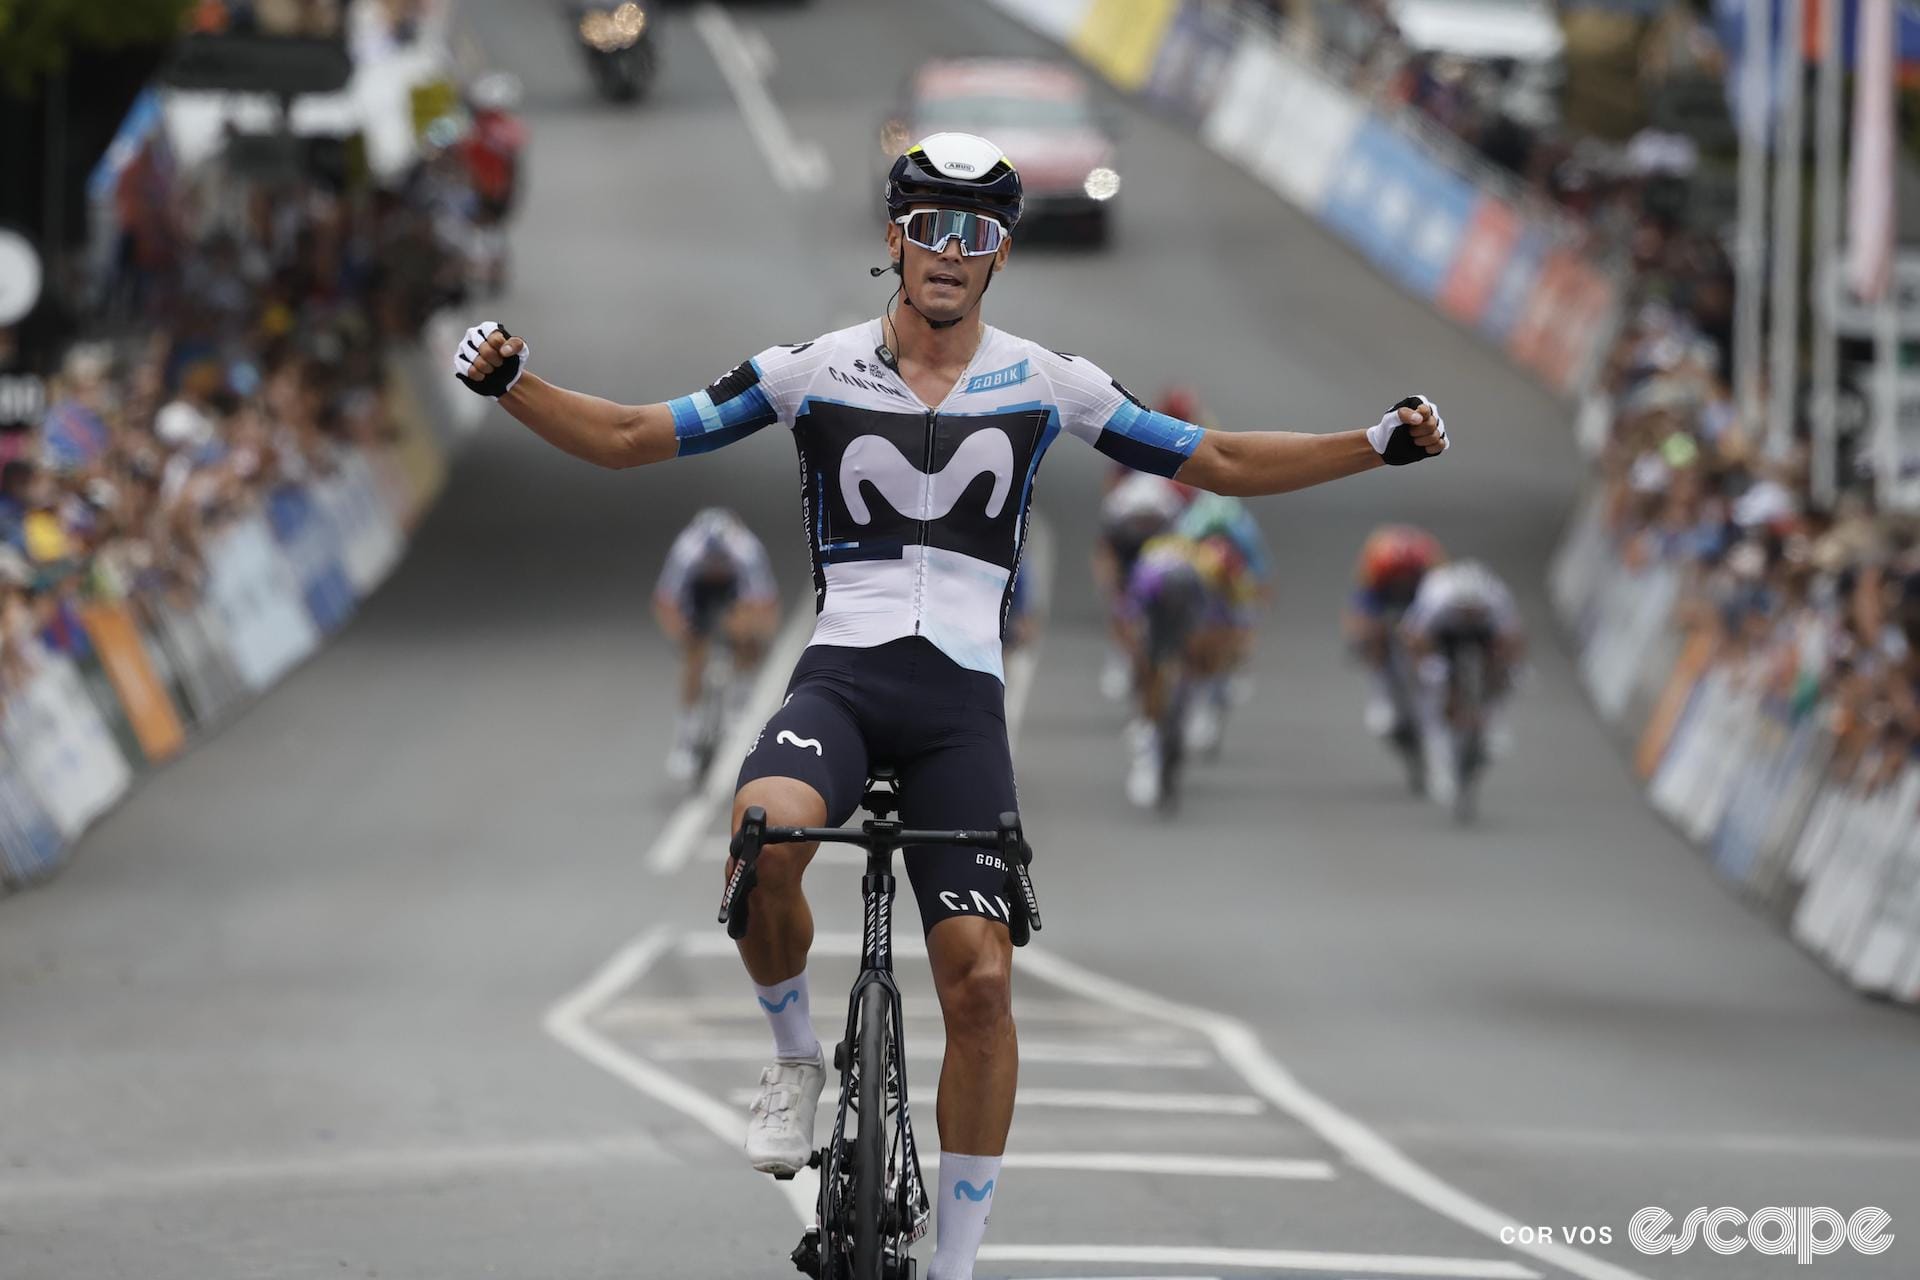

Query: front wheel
left=851, top=982, right=889, bottom=1279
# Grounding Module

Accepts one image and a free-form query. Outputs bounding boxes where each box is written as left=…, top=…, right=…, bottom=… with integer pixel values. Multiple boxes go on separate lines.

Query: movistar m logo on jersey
left=962, top=359, right=1030, bottom=395
left=840, top=429, right=1014, bottom=525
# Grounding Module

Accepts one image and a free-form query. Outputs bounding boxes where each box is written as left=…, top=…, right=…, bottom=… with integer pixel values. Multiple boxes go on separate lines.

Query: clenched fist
left=1366, top=394, right=1449, bottom=466
left=452, top=321, right=530, bottom=398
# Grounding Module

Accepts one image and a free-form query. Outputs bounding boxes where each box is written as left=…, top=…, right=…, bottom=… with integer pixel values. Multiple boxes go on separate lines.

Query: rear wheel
left=851, top=982, right=889, bottom=1279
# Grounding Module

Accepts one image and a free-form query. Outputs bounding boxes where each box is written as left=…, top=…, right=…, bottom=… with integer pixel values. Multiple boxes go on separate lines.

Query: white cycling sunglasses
left=894, top=208, right=1007, bottom=257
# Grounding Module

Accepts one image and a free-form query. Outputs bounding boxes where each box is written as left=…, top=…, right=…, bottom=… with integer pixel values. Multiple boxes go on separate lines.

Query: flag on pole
left=1846, top=0, right=1897, bottom=299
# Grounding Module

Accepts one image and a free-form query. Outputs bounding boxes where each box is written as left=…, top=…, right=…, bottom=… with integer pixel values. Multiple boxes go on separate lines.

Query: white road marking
left=690, top=4, right=828, bottom=192
left=593, top=992, right=1172, bottom=1031
left=724, top=1086, right=1264, bottom=1115
left=647, top=602, right=812, bottom=874
left=0, top=1134, right=674, bottom=1205
left=979, top=1245, right=1538, bottom=1279
left=934, top=1151, right=1336, bottom=1181
left=1016, top=946, right=1653, bottom=1280
left=678, top=928, right=926, bottom=959
left=542, top=927, right=817, bottom=1222
left=1386, top=1120, right=1920, bottom=1160
left=647, top=1037, right=1214, bottom=1069
left=1006, top=1088, right=1265, bottom=1115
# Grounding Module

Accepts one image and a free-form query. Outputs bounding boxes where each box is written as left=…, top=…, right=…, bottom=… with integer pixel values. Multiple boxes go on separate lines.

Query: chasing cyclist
left=1344, top=524, right=1445, bottom=755
left=654, top=507, right=780, bottom=781
left=1400, top=559, right=1525, bottom=808
left=1171, top=491, right=1270, bottom=754
left=453, top=131, right=1449, bottom=1280
left=1094, top=471, right=1190, bottom=699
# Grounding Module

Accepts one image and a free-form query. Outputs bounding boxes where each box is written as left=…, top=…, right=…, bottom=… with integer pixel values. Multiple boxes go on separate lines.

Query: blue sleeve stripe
left=1095, top=402, right=1204, bottom=478
left=670, top=380, right=778, bottom=457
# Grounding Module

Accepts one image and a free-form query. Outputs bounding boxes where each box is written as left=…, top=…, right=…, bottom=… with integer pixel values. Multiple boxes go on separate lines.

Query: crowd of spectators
left=1252, top=0, right=1724, bottom=266
left=1590, top=279, right=1920, bottom=786
left=0, top=114, right=500, bottom=698
left=1238, top=0, right=1920, bottom=779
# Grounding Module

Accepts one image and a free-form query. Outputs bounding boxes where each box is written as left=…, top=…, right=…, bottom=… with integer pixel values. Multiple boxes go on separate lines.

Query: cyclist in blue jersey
left=453, top=131, right=1449, bottom=1280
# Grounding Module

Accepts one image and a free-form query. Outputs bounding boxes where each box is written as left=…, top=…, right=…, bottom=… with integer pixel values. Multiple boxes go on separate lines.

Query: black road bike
left=717, top=769, right=1042, bottom=1280
left=1439, top=626, right=1494, bottom=824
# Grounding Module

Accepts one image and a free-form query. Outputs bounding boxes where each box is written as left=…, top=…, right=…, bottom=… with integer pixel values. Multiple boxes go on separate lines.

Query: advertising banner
left=79, top=601, right=187, bottom=765
left=1318, top=120, right=1435, bottom=284
left=203, top=514, right=321, bottom=691
left=0, top=743, right=64, bottom=888
left=1071, top=0, right=1181, bottom=92
left=1477, top=225, right=1548, bottom=346
left=317, top=449, right=403, bottom=594
left=1142, top=0, right=1237, bottom=124
left=983, top=0, right=1094, bottom=43
left=148, top=594, right=247, bottom=729
left=1397, top=164, right=1479, bottom=302
left=267, top=481, right=357, bottom=633
left=1, top=652, right=133, bottom=839
left=1438, top=197, right=1522, bottom=326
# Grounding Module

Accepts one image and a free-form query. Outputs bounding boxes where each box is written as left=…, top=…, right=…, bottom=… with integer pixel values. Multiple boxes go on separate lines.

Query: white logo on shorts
left=776, top=730, right=824, bottom=757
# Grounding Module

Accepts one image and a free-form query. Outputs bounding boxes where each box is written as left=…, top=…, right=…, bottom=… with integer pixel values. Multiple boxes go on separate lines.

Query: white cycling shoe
left=744, top=1048, right=827, bottom=1175
left=1125, top=722, right=1162, bottom=809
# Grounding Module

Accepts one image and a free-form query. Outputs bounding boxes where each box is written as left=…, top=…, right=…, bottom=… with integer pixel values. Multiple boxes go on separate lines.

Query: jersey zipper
left=913, top=407, right=936, bottom=635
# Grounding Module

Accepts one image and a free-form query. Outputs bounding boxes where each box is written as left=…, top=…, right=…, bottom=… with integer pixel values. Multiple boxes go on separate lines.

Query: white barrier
left=320, top=450, right=404, bottom=594
left=202, top=513, right=322, bottom=692
left=1199, top=32, right=1360, bottom=210
left=1555, top=494, right=1920, bottom=1003
left=0, top=649, right=132, bottom=839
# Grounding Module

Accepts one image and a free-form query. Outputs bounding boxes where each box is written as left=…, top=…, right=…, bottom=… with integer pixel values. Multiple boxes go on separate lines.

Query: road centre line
left=690, top=4, right=828, bottom=193
left=646, top=1037, right=1214, bottom=1069
left=1014, top=946, right=1654, bottom=1280
left=978, top=1245, right=1538, bottom=1280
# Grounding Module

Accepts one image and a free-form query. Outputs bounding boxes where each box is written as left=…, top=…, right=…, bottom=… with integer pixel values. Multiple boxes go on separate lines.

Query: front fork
left=795, top=870, right=927, bottom=1279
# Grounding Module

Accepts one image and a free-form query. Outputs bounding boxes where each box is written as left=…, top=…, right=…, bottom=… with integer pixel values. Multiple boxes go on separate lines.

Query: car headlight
left=580, top=2, right=646, bottom=51
left=1083, top=167, right=1121, bottom=201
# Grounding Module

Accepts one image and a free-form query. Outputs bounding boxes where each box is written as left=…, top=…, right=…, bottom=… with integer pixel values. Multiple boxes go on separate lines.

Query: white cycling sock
left=928, top=1152, right=1001, bottom=1280
left=753, top=972, right=819, bottom=1062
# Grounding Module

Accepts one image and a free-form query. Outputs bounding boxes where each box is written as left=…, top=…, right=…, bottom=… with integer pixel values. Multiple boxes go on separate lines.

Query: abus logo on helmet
left=1629, top=1206, right=1892, bottom=1264
left=944, top=161, right=977, bottom=173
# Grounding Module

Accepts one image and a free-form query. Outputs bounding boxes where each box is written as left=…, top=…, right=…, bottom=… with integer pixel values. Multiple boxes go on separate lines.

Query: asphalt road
left=3, top=1, right=1918, bottom=1278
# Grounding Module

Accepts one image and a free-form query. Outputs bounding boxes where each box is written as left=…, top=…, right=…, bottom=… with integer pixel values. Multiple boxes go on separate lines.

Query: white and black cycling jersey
left=667, top=318, right=1205, bottom=679
left=1402, top=564, right=1522, bottom=643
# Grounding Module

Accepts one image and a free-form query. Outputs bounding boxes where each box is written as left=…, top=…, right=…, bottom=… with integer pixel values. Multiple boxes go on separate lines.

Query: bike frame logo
left=1629, top=1206, right=1893, bottom=1264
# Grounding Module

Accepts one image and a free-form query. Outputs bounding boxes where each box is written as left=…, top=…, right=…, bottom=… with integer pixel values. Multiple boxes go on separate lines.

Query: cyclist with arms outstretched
left=453, top=132, right=1449, bottom=1280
